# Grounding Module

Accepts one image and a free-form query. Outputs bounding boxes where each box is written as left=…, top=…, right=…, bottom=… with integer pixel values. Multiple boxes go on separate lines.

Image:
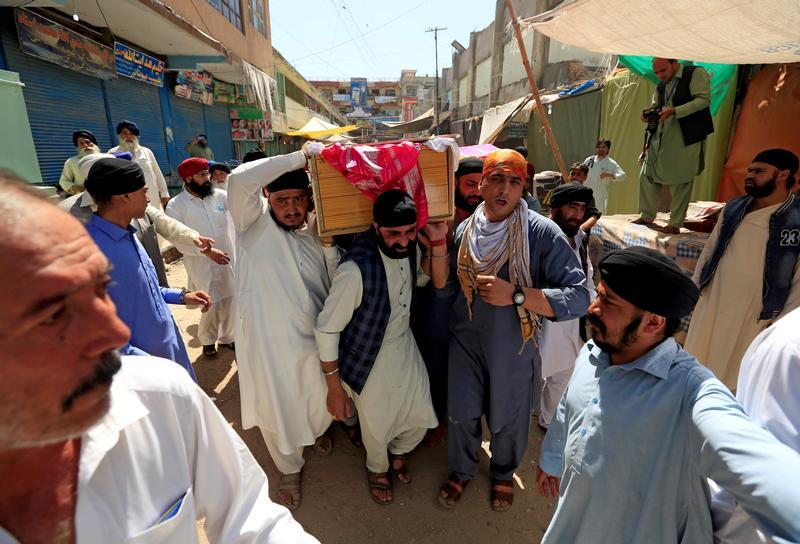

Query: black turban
left=72, top=130, right=97, bottom=146
left=549, top=183, right=594, bottom=208
left=373, top=189, right=417, bottom=227
left=115, top=120, right=140, bottom=136
left=598, top=246, right=699, bottom=319
left=84, top=158, right=146, bottom=200
left=242, top=150, right=268, bottom=163
left=456, top=158, right=484, bottom=178
left=209, top=162, right=231, bottom=175
left=753, top=148, right=799, bottom=178
left=266, top=168, right=309, bottom=193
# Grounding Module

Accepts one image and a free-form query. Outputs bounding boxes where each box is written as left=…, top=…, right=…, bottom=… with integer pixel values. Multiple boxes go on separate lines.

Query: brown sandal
left=438, top=473, right=470, bottom=509
left=277, top=472, right=302, bottom=511
left=366, top=470, right=393, bottom=505
left=389, top=453, right=411, bottom=484
left=491, top=479, right=514, bottom=512
left=312, top=433, right=333, bottom=457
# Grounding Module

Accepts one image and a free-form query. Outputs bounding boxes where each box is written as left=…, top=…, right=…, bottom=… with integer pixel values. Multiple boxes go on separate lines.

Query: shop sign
left=174, top=70, right=214, bottom=105
left=114, top=42, right=164, bottom=87
left=229, top=105, right=273, bottom=141
left=213, top=80, right=237, bottom=103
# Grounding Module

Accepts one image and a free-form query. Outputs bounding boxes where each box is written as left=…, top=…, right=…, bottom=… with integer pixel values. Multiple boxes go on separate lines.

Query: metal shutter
left=202, top=102, right=234, bottom=162
left=168, top=91, right=204, bottom=167
left=104, top=76, right=169, bottom=174
left=2, top=29, right=112, bottom=185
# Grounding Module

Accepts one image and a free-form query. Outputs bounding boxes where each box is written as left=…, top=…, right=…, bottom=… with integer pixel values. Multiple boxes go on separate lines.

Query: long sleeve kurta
left=314, top=253, right=438, bottom=450
left=108, top=145, right=170, bottom=200
left=0, top=357, right=318, bottom=544
left=641, top=65, right=711, bottom=185
left=166, top=189, right=235, bottom=302
left=540, top=338, right=800, bottom=544
left=59, top=154, right=85, bottom=195
left=227, top=152, right=338, bottom=454
left=584, top=155, right=626, bottom=213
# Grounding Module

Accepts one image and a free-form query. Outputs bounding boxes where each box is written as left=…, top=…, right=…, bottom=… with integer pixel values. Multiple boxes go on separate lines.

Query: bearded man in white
left=109, top=120, right=171, bottom=208
left=583, top=138, right=626, bottom=214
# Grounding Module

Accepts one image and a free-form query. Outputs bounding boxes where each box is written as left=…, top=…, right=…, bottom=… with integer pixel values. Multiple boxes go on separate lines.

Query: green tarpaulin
left=602, top=69, right=737, bottom=215
left=618, top=56, right=736, bottom=116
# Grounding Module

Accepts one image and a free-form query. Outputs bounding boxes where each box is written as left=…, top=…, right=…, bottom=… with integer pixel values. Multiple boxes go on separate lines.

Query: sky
left=268, top=0, right=496, bottom=81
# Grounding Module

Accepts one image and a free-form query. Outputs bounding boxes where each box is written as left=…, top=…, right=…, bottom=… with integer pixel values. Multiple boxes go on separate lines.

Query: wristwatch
left=179, top=288, right=188, bottom=304
left=513, top=285, right=525, bottom=306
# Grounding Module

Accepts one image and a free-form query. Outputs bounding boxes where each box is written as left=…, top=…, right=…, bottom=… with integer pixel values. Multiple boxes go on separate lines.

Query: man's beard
left=455, top=190, right=482, bottom=214
left=587, top=313, right=642, bottom=355
left=77, top=145, right=99, bottom=157
left=61, top=350, right=122, bottom=413
left=198, top=139, right=208, bottom=148
left=744, top=173, right=777, bottom=199
left=553, top=210, right=581, bottom=238
left=187, top=180, right=214, bottom=198
left=118, top=135, right=140, bottom=152
left=376, top=232, right=413, bottom=260
left=269, top=209, right=306, bottom=231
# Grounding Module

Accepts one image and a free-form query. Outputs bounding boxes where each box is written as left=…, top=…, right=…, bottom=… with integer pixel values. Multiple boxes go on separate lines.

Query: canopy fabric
left=380, top=107, right=434, bottom=132
left=522, top=0, right=800, bottom=64
left=618, top=56, right=736, bottom=116
left=479, top=95, right=535, bottom=144
left=286, top=117, right=357, bottom=138
left=717, top=64, right=800, bottom=202
left=599, top=69, right=736, bottom=215
left=459, top=143, right=499, bottom=159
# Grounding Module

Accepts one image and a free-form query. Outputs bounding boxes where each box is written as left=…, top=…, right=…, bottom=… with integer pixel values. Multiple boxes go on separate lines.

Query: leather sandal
left=438, top=473, right=470, bottom=509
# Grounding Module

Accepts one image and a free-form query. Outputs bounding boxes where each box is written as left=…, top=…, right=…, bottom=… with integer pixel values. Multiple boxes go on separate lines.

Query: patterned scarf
left=457, top=199, right=539, bottom=350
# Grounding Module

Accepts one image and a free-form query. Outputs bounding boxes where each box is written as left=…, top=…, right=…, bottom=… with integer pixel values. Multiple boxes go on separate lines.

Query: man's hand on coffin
left=422, top=221, right=448, bottom=245
left=476, top=275, right=514, bottom=307
left=302, top=141, right=325, bottom=158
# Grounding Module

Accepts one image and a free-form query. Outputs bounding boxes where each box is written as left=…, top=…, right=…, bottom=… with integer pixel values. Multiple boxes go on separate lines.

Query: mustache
left=62, top=350, right=122, bottom=413
left=586, top=314, right=606, bottom=334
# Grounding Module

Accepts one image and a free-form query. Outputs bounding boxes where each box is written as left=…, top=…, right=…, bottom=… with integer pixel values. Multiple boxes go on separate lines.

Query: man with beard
left=315, top=190, right=440, bottom=505
left=227, top=143, right=339, bottom=511
left=109, top=120, right=171, bottom=208
left=167, top=158, right=235, bottom=357
left=582, top=138, right=626, bottom=214
left=537, top=184, right=597, bottom=430
left=565, top=162, right=602, bottom=232
left=536, top=246, right=800, bottom=544
left=210, top=161, right=232, bottom=190
left=84, top=158, right=211, bottom=380
left=59, top=130, right=100, bottom=195
left=685, top=148, right=800, bottom=390
left=59, top=152, right=216, bottom=288
left=430, top=149, right=589, bottom=511
left=453, top=157, right=484, bottom=227
left=0, top=171, right=319, bottom=543
left=185, top=133, right=215, bottom=160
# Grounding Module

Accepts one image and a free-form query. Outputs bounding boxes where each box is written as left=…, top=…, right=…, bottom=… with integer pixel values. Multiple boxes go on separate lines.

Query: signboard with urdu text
left=114, top=42, right=164, bottom=87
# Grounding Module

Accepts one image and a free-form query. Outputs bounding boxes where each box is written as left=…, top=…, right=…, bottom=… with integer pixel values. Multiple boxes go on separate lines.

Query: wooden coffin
left=309, top=145, right=455, bottom=237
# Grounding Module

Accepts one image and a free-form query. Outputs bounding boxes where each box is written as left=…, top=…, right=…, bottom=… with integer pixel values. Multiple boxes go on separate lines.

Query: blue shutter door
left=202, top=102, right=234, bottom=162
left=104, top=76, right=169, bottom=175
left=2, top=28, right=112, bottom=185
left=168, top=91, right=204, bottom=170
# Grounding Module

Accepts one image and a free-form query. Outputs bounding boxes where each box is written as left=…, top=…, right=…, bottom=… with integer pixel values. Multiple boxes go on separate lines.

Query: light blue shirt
left=540, top=338, right=800, bottom=544
left=87, top=214, right=196, bottom=382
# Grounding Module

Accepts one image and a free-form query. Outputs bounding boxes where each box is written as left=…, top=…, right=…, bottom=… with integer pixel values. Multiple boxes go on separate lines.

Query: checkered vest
left=338, top=232, right=416, bottom=394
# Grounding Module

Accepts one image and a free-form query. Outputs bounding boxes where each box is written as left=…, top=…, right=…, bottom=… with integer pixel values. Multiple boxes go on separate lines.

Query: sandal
left=490, top=479, right=514, bottom=512
left=202, top=344, right=218, bottom=357
left=341, top=422, right=363, bottom=448
left=312, top=433, right=333, bottom=457
left=438, top=473, right=470, bottom=509
left=422, top=424, right=446, bottom=448
left=277, top=472, right=302, bottom=511
left=219, top=342, right=235, bottom=351
left=366, top=470, right=393, bottom=505
left=389, top=453, right=411, bottom=484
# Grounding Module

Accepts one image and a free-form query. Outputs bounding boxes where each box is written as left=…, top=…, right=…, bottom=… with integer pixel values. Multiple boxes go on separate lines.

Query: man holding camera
left=632, top=58, right=713, bottom=234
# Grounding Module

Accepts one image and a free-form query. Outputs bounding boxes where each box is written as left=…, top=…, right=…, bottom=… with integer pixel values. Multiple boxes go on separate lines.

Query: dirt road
left=166, top=261, right=556, bottom=544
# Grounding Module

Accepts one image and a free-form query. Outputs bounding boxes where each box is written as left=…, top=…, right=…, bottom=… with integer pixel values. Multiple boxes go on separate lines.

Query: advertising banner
left=114, top=42, right=164, bottom=87
left=229, top=105, right=273, bottom=141
left=15, top=8, right=115, bottom=80
left=174, top=70, right=214, bottom=105
left=213, top=80, right=237, bottom=103
left=350, top=77, right=368, bottom=110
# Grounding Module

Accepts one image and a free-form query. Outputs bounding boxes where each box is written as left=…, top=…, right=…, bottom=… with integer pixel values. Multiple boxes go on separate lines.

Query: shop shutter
left=104, top=76, right=170, bottom=174
left=1, top=30, right=112, bottom=185
left=168, top=91, right=205, bottom=170
left=202, top=102, right=234, bottom=162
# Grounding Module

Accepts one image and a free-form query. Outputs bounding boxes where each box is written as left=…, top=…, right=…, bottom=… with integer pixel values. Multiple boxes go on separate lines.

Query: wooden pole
left=504, top=0, right=568, bottom=179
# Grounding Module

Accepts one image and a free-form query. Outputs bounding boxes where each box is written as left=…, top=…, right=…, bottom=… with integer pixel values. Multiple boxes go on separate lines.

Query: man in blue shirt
left=83, top=158, right=211, bottom=381
left=537, top=246, right=800, bottom=543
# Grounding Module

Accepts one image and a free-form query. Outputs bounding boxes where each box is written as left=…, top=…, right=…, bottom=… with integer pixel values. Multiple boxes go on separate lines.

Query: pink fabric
left=321, top=141, right=430, bottom=227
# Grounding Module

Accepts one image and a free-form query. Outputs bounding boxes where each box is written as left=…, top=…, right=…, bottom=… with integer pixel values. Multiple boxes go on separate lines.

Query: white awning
left=380, top=107, right=434, bottom=132
left=522, top=0, right=800, bottom=64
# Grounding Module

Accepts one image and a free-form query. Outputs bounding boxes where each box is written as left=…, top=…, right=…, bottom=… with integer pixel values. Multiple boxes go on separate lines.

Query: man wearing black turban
left=59, top=129, right=100, bottom=195
left=315, top=189, right=442, bottom=505
left=536, top=246, right=800, bottom=544
left=84, top=158, right=211, bottom=382
left=686, top=148, right=800, bottom=389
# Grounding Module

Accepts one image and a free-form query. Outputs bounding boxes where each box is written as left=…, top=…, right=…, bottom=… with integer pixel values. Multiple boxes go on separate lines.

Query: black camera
left=642, top=108, right=661, bottom=133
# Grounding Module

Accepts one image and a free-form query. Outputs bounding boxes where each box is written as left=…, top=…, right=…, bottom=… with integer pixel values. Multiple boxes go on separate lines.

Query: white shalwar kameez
left=538, top=229, right=596, bottom=427
left=315, top=251, right=438, bottom=473
left=583, top=155, right=626, bottom=214
left=227, top=152, right=337, bottom=475
left=108, top=144, right=170, bottom=203
left=166, top=188, right=235, bottom=346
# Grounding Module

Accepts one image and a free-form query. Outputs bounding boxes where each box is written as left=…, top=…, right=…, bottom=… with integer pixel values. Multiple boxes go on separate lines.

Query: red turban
left=178, top=157, right=209, bottom=179
left=483, top=149, right=528, bottom=182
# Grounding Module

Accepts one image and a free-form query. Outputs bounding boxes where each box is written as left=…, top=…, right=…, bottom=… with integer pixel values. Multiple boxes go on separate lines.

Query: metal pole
left=426, top=26, right=447, bottom=135
left=504, top=0, right=568, bottom=179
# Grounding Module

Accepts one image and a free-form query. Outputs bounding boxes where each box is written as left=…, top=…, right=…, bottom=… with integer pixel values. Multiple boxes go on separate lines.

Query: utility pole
left=426, top=26, right=446, bottom=134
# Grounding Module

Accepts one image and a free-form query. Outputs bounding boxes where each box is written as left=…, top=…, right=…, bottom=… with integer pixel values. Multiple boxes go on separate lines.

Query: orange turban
left=482, top=149, right=528, bottom=182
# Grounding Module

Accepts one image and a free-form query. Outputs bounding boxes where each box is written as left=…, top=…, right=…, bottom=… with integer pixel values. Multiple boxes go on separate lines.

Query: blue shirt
left=540, top=338, right=800, bottom=544
left=87, top=214, right=196, bottom=381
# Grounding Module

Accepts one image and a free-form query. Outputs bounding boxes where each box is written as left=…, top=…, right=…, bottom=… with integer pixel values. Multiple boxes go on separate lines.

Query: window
left=208, top=0, right=242, bottom=31
left=249, top=0, right=267, bottom=37
left=370, top=88, right=380, bottom=96
left=404, top=85, right=417, bottom=97
left=385, top=89, right=396, bottom=97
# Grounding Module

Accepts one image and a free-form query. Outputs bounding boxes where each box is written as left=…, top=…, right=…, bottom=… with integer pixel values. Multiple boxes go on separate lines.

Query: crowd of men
left=2, top=56, right=800, bottom=543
